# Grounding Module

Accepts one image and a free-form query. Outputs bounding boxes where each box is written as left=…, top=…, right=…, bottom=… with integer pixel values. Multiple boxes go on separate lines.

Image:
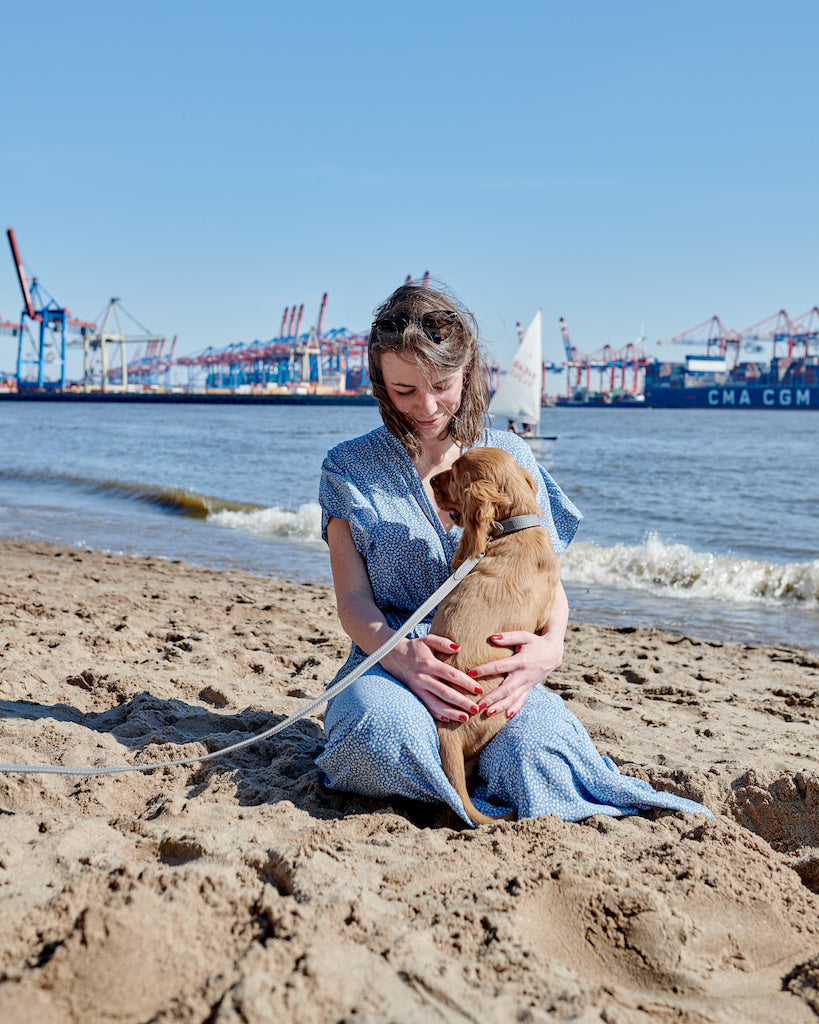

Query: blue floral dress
left=317, top=425, right=711, bottom=824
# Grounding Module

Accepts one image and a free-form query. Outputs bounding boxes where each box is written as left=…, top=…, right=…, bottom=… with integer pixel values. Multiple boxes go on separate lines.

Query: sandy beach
left=1, top=537, right=818, bottom=1023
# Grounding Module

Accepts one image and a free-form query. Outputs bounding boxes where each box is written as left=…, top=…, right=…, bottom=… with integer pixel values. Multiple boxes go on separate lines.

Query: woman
left=317, top=281, right=710, bottom=824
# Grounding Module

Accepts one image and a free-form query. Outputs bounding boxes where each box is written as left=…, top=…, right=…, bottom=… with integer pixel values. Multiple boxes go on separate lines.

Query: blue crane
left=6, top=228, right=95, bottom=390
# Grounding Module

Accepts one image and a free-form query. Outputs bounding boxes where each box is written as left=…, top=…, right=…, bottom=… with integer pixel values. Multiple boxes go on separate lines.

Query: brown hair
left=368, top=280, right=490, bottom=457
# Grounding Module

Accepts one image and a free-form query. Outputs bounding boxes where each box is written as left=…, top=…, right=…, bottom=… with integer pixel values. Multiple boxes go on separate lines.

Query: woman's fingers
left=480, top=681, right=529, bottom=719
left=423, top=633, right=464, bottom=656
left=488, top=631, right=529, bottom=647
left=414, top=673, right=483, bottom=721
left=469, top=631, right=561, bottom=682
left=420, top=635, right=483, bottom=695
left=420, top=630, right=563, bottom=722
left=465, top=631, right=524, bottom=679
left=384, top=637, right=471, bottom=689
left=421, top=675, right=483, bottom=718
left=469, top=631, right=556, bottom=718
left=390, top=636, right=492, bottom=719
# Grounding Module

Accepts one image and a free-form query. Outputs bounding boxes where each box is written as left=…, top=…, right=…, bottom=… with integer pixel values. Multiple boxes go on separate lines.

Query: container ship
left=644, top=354, right=819, bottom=410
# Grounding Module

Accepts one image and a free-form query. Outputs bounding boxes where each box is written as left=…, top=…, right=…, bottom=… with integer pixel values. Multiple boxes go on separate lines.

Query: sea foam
left=560, top=533, right=819, bottom=608
left=208, top=510, right=819, bottom=609
left=209, top=502, right=324, bottom=544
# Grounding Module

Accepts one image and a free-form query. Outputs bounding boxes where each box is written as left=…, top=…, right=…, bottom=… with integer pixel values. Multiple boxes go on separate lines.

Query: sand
left=0, top=537, right=818, bottom=1024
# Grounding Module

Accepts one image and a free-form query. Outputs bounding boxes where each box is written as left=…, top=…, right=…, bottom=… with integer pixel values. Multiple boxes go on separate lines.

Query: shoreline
left=0, top=390, right=379, bottom=406
left=1, top=537, right=818, bottom=1022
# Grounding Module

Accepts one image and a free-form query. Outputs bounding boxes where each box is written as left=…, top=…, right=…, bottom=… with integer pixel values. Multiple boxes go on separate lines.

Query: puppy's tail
left=438, top=731, right=515, bottom=827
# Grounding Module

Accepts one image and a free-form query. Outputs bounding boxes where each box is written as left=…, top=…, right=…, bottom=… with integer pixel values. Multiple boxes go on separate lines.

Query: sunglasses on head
left=370, top=310, right=460, bottom=345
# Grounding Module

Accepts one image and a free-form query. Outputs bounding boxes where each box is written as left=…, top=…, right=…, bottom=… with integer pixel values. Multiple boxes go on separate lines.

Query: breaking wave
left=560, top=533, right=819, bottom=608
left=90, top=479, right=265, bottom=518
left=1, top=465, right=322, bottom=544
left=0, top=467, right=265, bottom=519
left=6, top=462, right=815, bottom=610
left=209, top=502, right=323, bottom=543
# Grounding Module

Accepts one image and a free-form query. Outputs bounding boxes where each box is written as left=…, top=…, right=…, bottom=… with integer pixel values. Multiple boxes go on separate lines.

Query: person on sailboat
left=315, top=279, right=712, bottom=824
left=506, top=419, right=519, bottom=434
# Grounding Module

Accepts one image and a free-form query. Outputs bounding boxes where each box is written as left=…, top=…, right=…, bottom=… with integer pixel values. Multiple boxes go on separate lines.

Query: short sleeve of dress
left=535, top=464, right=583, bottom=553
left=319, top=444, right=379, bottom=554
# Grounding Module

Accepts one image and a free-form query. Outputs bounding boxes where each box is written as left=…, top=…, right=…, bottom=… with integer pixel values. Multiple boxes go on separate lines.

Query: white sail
left=488, top=309, right=543, bottom=428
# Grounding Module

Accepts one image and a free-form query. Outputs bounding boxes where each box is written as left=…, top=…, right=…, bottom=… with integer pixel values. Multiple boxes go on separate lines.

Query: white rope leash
left=0, top=554, right=484, bottom=777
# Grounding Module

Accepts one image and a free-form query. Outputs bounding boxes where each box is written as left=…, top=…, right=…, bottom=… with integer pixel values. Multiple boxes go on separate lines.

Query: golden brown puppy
left=429, top=448, right=561, bottom=825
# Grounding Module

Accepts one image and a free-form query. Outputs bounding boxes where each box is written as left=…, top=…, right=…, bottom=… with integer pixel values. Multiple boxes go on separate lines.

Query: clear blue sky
left=2, top=0, right=817, bottom=373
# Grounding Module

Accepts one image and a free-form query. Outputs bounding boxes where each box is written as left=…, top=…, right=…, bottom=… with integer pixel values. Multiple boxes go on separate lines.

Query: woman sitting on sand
left=317, top=281, right=710, bottom=824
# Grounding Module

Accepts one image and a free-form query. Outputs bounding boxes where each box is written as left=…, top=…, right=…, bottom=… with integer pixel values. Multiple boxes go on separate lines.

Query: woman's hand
left=467, top=629, right=564, bottom=718
left=467, top=582, right=569, bottom=719
left=381, top=635, right=484, bottom=723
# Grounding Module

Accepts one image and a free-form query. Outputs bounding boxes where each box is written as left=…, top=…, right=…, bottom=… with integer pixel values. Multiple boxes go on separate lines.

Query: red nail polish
left=450, top=642, right=460, bottom=651
left=467, top=669, right=478, bottom=678
left=478, top=702, right=487, bottom=712
left=459, top=713, right=469, bottom=722
left=474, top=685, right=483, bottom=694
left=440, top=717, right=449, bottom=723
left=486, top=708, right=497, bottom=716
left=491, top=634, right=503, bottom=642
left=506, top=709, right=515, bottom=718
left=469, top=704, right=479, bottom=714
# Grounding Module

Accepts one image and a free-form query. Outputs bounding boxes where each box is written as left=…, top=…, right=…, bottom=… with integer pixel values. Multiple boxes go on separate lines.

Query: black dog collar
left=489, top=514, right=543, bottom=538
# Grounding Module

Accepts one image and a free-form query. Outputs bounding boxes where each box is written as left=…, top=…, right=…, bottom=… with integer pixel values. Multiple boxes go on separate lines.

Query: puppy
left=429, top=448, right=561, bottom=825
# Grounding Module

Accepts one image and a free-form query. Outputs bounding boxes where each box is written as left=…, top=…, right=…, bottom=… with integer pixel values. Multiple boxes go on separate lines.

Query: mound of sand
left=1, top=539, right=818, bottom=1023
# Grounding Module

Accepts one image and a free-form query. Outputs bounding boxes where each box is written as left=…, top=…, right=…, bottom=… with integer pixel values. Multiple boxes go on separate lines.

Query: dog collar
left=489, top=514, right=543, bottom=538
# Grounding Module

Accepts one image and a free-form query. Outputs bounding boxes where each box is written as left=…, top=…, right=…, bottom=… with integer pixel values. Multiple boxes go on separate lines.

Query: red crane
left=316, top=292, right=328, bottom=338
left=659, top=315, right=743, bottom=367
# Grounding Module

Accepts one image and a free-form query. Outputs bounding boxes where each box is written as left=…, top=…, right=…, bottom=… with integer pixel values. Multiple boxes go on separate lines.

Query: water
left=0, top=401, right=816, bottom=652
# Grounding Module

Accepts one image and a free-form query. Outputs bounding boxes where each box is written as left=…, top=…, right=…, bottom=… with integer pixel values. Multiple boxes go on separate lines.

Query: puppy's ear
left=521, top=467, right=538, bottom=497
left=514, top=466, right=544, bottom=513
left=469, top=478, right=507, bottom=517
left=452, top=478, right=505, bottom=566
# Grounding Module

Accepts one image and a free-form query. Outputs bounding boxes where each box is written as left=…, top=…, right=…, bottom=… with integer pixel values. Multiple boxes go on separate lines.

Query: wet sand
left=1, top=538, right=818, bottom=1023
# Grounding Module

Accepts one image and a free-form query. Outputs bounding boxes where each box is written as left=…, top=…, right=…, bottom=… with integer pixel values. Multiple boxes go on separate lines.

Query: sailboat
left=488, top=310, right=556, bottom=440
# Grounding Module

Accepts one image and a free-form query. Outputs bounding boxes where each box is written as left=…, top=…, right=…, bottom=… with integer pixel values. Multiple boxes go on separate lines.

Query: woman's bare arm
left=326, top=516, right=482, bottom=722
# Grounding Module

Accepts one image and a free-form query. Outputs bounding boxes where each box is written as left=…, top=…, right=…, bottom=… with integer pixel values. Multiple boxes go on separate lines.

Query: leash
left=0, top=515, right=543, bottom=778
left=0, top=554, right=485, bottom=777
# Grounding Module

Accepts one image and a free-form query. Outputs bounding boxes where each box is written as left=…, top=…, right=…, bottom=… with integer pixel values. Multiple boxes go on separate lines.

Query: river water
left=1, top=401, right=816, bottom=652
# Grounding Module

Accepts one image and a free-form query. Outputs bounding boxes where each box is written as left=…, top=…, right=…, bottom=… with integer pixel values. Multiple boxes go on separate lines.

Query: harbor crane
left=79, top=298, right=167, bottom=392
left=657, top=315, right=745, bottom=366
left=559, top=316, right=576, bottom=363
left=558, top=316, right=649, bottom=398
left=6, top=227, right=95, bottom=389
left=655, top=311, right=817, bottom=368
left=740, top=308, right=818, bottom=361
